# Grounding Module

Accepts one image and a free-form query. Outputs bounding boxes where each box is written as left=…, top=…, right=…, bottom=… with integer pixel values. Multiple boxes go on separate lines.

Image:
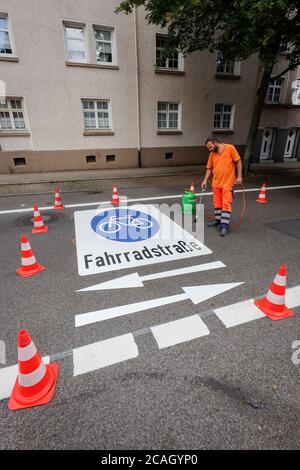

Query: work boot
left=220, top=227, right=228, bottom=237
left=207, top=220, right=220, bottom=227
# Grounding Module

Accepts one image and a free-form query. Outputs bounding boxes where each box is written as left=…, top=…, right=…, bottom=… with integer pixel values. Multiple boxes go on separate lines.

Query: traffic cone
left=254, top=264, right=294, bottom=320
left=111, top=184, right=120, bottom=205
left=256, top=183, right=268, bottom=203
left=16, top=235, right=45, bottom=278
left=53, top=187, right=65, bottom=209
left=8, top=329, right=59, bottom=411
left=32, top=205, right=48, bottom=234
left=190, top=182, right=195, bottom=192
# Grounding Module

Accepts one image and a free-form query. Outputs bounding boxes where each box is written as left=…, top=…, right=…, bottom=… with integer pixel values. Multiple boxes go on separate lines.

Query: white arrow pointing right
left=75, top=282, right=243, bottom=327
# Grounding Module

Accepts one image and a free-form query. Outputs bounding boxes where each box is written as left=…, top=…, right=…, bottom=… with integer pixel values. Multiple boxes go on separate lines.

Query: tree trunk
left=243, top=65, right=274, bottom=175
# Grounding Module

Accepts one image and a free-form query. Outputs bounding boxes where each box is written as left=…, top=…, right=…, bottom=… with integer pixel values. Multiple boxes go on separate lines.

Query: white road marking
left=1, top=184, right=300, bottom=215
left=0, top=356, right=50, bottom=400
left=73, top=334, right=138, bottom=376
left=285, top=285, right=300, bottom=308
left=151, top=314, right=210, bottom=349
left=75, top=282, right=243, bottom=327
left=77, top=261, right=226, bottom=291
left=214, top=285, right=300, bottom=328
left=214, top=300, right=266, bottom=328
left=74, top=204, right=212, bottom=276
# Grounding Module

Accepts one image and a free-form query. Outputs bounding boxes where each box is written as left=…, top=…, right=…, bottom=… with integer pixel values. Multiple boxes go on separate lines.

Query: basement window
left=13, top=157, right=26, bottom=167
left=86, top=155, right=96, bottom=164
left=165, top=152, right=173, bottom=160
left=106, top=154, right=116, bottom=162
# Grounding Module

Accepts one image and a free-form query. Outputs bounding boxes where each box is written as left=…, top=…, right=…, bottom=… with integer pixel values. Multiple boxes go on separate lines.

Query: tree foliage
left=116, top=1, right=300, bottom=172
left=116, top=0, right=300, bottom=73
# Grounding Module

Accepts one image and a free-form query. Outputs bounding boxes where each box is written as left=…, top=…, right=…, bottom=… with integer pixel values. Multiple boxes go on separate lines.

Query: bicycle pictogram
left=99, top=215, right=153, bottom=234
left=91, top=208, right=160, bottom=242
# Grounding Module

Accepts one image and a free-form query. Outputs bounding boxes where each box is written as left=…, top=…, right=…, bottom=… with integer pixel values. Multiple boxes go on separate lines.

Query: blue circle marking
left=91, top=208, right=160, bottom=242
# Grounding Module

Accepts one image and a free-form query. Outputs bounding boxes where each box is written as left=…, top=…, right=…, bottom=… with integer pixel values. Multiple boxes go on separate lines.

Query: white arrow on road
left=76, top=261, right=226, bottom=291
left=75, top=282, right=243, bottom=327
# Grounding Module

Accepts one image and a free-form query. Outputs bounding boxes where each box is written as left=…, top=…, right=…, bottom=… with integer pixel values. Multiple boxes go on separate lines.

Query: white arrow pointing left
left=75, top=282, right=243, bottom=327
left=76, top=261, right=226, bottom=292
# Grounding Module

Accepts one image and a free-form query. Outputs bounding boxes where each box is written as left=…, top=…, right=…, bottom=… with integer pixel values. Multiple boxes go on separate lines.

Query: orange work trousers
left=212, top=187, right=233, bottom=213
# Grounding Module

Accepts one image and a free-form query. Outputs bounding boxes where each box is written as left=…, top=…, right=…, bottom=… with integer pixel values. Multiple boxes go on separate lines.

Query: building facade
left=254, top=58, right=300, bottom=163
left=0, top=0, right=299, bottom=174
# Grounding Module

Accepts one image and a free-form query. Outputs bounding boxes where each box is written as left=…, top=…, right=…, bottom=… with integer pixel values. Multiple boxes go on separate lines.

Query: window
left=82, top=100, right=111, bottom=129
left=65, top=25, right=86, bottom=62
left=158, top=102, right=180, bottom=129
left=156, top=36, right=181, bottom=70
left=0, top=15, right=12, bottom=55
left=216, top=52, right=240, bottom=75
left=267, top=78, right=283, bottom=103
left=0, top=99, right=26, bottom=130
left=213, top=104, right=234, bottom=129
left=94, top=28, right=114, bottom=64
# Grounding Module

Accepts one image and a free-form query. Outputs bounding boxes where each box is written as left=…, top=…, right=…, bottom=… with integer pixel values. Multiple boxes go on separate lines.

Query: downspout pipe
left=133, top=6, right=141, bottom=168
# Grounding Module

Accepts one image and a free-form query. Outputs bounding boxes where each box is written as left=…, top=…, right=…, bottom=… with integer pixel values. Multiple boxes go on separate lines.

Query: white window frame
left=213, top=103, right=235, bottom=130
left=81, top=99, right=112, bottom=130
left=157, top=101, right=181, bottom=130
left=63, top=21, right=88, bottom=63
left=0, top=98, right=27, bottom=130
left=216, top=52, right=241, bottom=76
left=93, top=25, right=117, bottom=66
left=267, top=77, right=284, bottom=103
left=155, top=35, right=184, bottom=71
left=0, top=13, right=15, bottom=57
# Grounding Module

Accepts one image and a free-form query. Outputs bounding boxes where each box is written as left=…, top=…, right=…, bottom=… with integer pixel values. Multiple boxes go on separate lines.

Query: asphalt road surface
left=0, top=171, right=299, bottom=450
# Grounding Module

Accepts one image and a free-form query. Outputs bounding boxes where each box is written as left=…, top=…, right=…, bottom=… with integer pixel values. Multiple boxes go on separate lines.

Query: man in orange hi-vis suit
left=201, top=135, right=243, bottom=237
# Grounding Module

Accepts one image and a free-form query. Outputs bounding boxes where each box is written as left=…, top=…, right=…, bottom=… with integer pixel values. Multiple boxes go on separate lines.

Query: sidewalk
left=0, top=161, right=299, bottom=185
left=0, top=165, right=203, bottom=185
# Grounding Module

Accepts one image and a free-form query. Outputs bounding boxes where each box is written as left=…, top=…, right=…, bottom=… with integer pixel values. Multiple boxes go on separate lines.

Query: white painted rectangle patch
left=214, top=300, right=266, bottom=328
left=73, top=334, right=138, bottom=376
left=151, top=314, right=210, bottom=349
left=214, top=285, right=300, bottom=329
left=74, top=204, right=211, bottom=276
left=286, top=286, right=300, bottom=309
left=0, top=357, right=50, bottom=400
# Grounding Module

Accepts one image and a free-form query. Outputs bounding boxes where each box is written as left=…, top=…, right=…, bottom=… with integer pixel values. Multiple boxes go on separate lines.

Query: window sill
left=155, top=68, right=185, bottom=76
left=66, top=61, right=119, bottom=70
left=0, top=56, right=19, bottom=62
left=157, top=130, right=182, bottom=135
left=0, top=130, right=30, bottom=136
left=83, top=130, right=114, bottom=136
left=264, top=103, right=300, bottom=108
left=213, top=129, right=234, bottom=134
left=215, top=74, right=240, bottom=79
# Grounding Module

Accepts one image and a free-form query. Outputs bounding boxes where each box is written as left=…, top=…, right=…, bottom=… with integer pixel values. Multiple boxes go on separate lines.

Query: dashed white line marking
left=73, top=334, right=138, bottom=376
left=151, top=314, right=210, bottom=349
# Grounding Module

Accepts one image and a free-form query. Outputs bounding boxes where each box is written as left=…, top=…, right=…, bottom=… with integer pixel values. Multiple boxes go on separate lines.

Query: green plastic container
left=182, top=190, right=196, bottom=215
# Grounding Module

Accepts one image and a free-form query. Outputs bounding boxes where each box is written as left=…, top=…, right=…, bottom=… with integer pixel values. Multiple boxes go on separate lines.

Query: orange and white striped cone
left=190, top=182, right=195, bottom=192
left=53, top=187, right=65, bottom=210
left=8, top=329, right=59, bottom=411
left=111, top=184, right=120, bottom=205
left=256, top=183, right=268, bottom=204
left=16, top=235, right=45, bottom=278
left=32, top=205, right=48, bottom=234
left=254, top=264, right=294, bottom=320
